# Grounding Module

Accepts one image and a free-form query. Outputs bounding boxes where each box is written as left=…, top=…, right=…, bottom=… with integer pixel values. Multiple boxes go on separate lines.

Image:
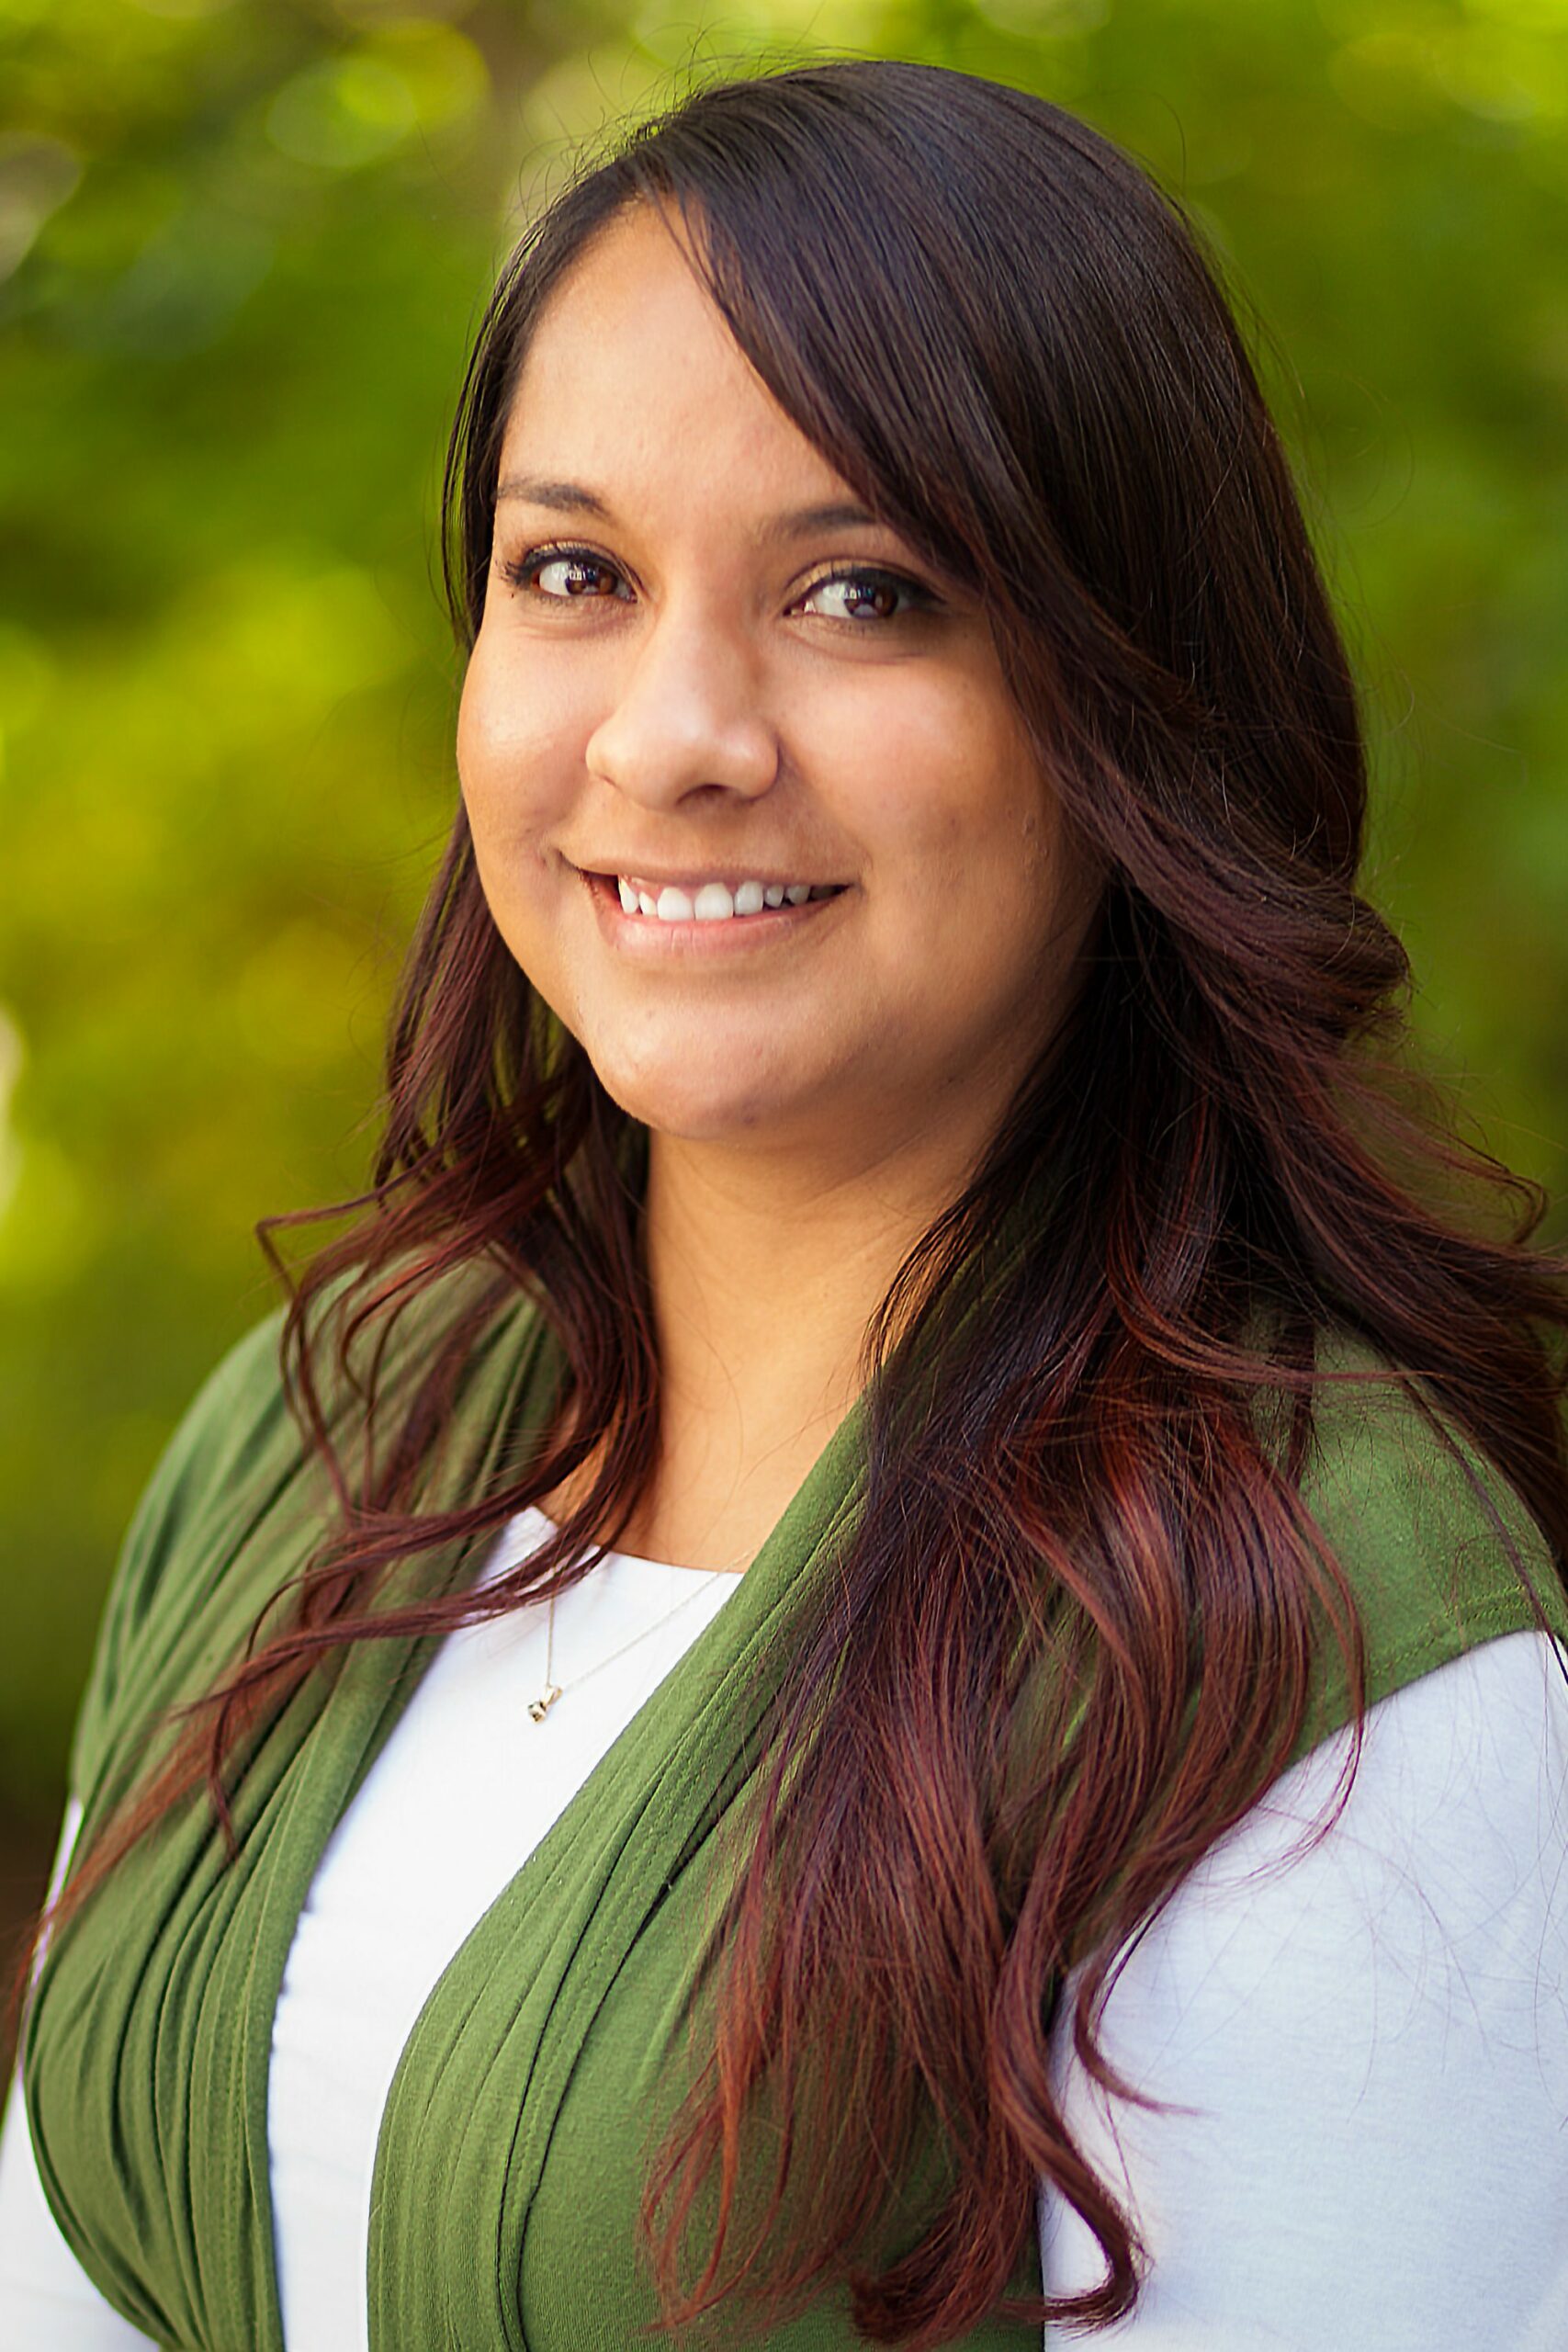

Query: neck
left=607, top=1121, right=985, bottom=1570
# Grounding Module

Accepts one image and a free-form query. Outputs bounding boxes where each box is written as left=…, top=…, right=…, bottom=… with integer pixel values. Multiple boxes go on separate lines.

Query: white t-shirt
left=3, top=1507, right=1566, bottom=2350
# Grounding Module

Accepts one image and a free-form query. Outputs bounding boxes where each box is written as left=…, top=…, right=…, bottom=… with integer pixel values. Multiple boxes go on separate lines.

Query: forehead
left=497, top=202, right=855, bottom=511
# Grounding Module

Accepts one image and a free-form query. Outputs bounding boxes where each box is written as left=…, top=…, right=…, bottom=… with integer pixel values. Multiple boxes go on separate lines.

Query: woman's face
left=458, top=203, right=1096, bottom=1175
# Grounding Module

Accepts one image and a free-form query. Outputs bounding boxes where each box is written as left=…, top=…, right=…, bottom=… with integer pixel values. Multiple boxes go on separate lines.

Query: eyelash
left=495, top=541, right=935, bottom=624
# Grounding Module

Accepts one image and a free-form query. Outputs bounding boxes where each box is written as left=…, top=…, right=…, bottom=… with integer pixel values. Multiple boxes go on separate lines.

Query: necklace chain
left=527, top=1574, right=726, bottom=1724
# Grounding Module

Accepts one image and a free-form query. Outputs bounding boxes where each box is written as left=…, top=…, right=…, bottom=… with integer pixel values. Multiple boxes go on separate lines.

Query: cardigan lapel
left=365, top=1387, right=873, bottom=2349
left=25, top=1281, right=570, bottom=2352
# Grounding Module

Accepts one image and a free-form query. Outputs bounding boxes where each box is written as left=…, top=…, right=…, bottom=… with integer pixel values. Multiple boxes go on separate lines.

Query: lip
left=571, top=860, right=848, bottom=895
left=577, top=866, right=852, bottom=956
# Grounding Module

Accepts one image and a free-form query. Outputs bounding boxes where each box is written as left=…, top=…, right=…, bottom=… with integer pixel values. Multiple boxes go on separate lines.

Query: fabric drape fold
left=22, top=1261, right=1566, bottom=2349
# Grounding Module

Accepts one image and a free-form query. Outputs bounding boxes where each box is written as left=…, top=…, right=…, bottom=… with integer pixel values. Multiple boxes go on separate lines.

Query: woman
left=3, top=55, right=1566, bottom=2352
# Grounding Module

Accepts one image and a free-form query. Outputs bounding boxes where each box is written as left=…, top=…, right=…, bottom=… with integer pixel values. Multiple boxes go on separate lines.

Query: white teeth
left=615, top=876, right=834, bottom=922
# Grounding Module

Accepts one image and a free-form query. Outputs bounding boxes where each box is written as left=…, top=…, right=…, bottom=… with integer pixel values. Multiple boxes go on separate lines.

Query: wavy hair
left=30, top=59, right=1568, bottom=2346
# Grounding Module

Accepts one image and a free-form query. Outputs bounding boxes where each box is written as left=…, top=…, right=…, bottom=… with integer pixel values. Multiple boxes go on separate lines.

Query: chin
left=588, top=1047, right=810, bottom=1146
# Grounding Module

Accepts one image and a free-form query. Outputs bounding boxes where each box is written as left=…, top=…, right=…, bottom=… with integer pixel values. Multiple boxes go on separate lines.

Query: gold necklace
left=527, top=1573, right=728, bottom=1723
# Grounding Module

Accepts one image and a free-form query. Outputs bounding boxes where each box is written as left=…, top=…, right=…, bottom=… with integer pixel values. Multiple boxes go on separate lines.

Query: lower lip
left=580, top=870, right=850, bottom=956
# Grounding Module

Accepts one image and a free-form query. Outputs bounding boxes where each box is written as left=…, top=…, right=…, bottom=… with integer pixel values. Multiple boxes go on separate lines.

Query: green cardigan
left=22, top=1272, right=1568, bottom=2351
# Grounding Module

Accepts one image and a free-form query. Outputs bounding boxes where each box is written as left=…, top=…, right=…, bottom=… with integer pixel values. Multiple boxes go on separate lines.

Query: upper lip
left=572, top=859, right=847, bottom=890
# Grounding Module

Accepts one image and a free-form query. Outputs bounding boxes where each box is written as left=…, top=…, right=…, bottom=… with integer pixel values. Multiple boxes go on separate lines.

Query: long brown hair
left=30, top=58, right=1568, bottom=2346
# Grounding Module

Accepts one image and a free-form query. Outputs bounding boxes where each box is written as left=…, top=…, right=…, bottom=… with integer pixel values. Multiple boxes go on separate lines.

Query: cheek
left=825, top=674, right=1058, bottom=899
left=456, top=630, right=581, bottom=851
left=454, top=645, right=586, bottom=1011
left=843, top=692, right=1075, bottom=1032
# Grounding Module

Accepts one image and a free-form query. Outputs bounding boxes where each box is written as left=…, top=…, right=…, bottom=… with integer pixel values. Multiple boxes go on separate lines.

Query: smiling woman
left=461, top=201, right=1092, bottom=1253
left=5, top=53, right=1568, bottom=2352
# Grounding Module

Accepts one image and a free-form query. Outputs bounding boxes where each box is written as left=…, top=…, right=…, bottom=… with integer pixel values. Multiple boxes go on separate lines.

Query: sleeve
left=0, top=1804, right=164, bottom=2350
left=1037, top=1627, right=1568, bottom=2350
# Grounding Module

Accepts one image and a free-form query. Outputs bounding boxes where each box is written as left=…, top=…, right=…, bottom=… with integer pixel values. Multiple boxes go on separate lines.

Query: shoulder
left=1290, top=1326, right=1568, bottom=1753
left=67, top=1305, right=294, bottom=1792
left=68, top=1258, right=543, bottom=1805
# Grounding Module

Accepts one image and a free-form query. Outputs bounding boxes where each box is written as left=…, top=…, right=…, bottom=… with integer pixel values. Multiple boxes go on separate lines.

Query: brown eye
left=536, top=555, right=623, bottom=598
left=796, top=568, right=928, bottom=622
left=499, top=545, right=632, bottom=601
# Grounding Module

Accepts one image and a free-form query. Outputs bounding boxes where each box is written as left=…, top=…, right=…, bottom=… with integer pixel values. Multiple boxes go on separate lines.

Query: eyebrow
left=494, top=472, right=885, bottom=547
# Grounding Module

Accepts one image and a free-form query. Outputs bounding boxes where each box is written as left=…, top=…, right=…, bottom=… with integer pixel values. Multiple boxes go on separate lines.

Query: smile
left=613, top=876, right=845, bottom=924
left=576, top=865, right=852, bottom=953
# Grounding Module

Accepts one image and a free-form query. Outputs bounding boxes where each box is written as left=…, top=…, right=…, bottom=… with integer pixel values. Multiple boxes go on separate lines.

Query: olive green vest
left=22, top=1275, right=1567, bottom=2349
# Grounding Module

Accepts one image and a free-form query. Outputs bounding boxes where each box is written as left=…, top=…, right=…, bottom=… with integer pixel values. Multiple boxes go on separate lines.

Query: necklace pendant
left=527, top=1680, right=563, bottom=1724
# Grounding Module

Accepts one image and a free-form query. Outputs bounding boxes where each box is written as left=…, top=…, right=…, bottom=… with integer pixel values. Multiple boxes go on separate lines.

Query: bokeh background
left=3, top=0, right=1566, bottom=1976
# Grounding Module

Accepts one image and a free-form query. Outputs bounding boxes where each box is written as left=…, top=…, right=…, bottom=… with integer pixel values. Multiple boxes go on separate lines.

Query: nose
left=583, top=606, right=780, bottom=811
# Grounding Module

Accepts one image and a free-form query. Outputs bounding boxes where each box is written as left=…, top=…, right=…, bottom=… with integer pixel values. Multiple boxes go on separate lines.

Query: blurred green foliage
left=2, top=0, right=1565, bottom=1812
